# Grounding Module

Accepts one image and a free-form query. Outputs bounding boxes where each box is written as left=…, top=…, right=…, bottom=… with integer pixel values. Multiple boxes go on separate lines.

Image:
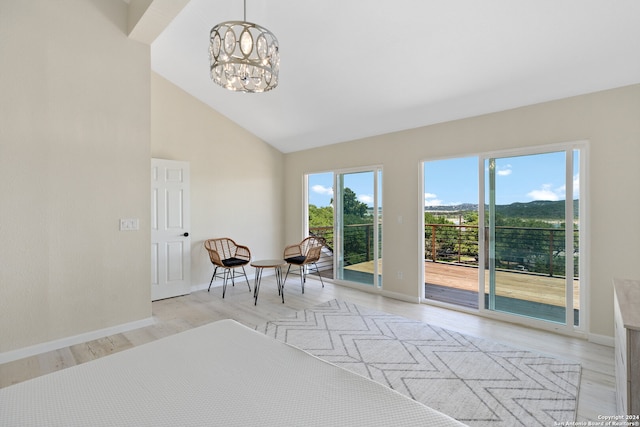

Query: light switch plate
left=119, top=218, right=139, bottom=231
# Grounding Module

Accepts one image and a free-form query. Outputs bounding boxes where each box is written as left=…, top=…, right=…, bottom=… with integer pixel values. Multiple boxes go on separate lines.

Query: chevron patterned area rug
left=257, top=299, right=581, bottom=427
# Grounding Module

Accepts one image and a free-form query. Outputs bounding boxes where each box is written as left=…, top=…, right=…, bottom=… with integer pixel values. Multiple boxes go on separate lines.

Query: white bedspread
left=0, top=319, right=466, bottom=427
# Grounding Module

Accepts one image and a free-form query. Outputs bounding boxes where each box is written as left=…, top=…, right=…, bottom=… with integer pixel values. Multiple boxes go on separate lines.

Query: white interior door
left=151, top=158, right=191, bottom=301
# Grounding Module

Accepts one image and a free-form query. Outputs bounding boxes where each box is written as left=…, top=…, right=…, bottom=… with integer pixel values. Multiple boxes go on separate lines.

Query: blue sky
left=308, top=151, right=579, bottom=207
left=308, top=172, right=334, bottom=207
left=308, top=171, right=377, bottom=208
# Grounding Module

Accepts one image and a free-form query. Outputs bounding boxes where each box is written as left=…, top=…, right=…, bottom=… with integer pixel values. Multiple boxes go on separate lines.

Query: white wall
left=283, top=84, right=640, bottom=338
left=0, top=0, right=151, bottom=353
left=151, top=73, right=285, bottom=289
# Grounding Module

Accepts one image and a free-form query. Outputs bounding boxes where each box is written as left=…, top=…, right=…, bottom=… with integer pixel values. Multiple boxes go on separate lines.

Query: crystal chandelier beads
left=209, top=21, right=279, bottom=93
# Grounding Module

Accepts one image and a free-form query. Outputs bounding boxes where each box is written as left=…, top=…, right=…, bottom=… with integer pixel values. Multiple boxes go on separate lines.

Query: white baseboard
left=0, top=317, right=155, bottom=365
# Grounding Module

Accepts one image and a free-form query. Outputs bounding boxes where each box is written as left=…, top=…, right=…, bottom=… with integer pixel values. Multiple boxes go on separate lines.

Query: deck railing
left=424, top=223, right=579, bottom=278
left=309, top=224, right=380, bottom=267
left=311, top=223, right=579, bottom=278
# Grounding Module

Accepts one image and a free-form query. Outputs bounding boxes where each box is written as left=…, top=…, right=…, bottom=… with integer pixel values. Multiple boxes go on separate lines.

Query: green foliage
left=309, top=187, right=375, bottom=266
left=342, top=188, right=369, bottom=218
left=495, top=200, right=579, bottom=220
left=331, top=188, right=372, bottom=226
left=341, top=187, right=373, bottom=264
left=308, top=204, right=333, bottom=227
left=463, top=211, right=478, bottom=224
left=494, top=215, right=556, bottom=228
left=424, top=212, right=451, bottom=224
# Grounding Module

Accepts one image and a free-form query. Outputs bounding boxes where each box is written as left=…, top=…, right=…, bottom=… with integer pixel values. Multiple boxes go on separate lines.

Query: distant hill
left=425, top=200, right=579, bottom=220
left=424, top=203, right=478, bottom=212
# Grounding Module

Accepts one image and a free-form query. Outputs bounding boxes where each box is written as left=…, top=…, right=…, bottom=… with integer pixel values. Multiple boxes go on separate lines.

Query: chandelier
left=209, top=0, right=280, bottom=93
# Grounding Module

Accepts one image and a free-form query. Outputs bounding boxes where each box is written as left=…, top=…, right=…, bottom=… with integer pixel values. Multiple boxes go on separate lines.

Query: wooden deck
left=345, top=260, right=580, bottom=309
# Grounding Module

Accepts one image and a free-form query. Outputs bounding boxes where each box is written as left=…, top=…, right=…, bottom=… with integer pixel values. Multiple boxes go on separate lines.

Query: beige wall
left=284, top=84, right=640, bottom=338
left=0, top=0, right=151, bottom=353
left=151, top=73, right=285, bottom=288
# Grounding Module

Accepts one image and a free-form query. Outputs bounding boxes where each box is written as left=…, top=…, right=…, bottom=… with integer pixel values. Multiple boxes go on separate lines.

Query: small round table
left=251, top=259, right=287, bottom=305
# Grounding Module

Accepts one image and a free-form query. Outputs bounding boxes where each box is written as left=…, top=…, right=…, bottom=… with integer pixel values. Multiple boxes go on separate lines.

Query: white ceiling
left=151, top=0, right=640, bottom=154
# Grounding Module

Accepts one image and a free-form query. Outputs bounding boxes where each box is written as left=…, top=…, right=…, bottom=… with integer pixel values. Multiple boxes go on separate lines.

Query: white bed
left=0, top=319, right=466, bottom=427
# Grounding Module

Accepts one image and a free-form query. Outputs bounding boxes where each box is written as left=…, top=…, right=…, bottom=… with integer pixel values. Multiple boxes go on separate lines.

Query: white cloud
left=528, top=189, right=560, bottom=201
left=312, top=184, right=333, bottom=196
left=527, top=184, right=560, bottom=201
left=424, top=193, right=443, bottom=206
left=358, top=194, right=373, bottom=204
left=497, top=164, right=512, bottom=176
left=527, top=174, right=579, bottom=201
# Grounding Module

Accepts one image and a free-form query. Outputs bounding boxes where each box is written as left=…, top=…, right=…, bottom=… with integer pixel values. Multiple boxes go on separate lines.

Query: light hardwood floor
left=0, top=276, right=616, bottom=422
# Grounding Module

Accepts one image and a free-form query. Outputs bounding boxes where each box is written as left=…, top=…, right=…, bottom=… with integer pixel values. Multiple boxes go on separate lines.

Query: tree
left=424, top=212, right=450, bottom=224
left=331, top=188, right=371, bottom=225
left=341, top=188, right=372, bottom=264
left=308, top=204, right=333, bottom=228
left=342, top=188, right=369, bottom=220
left=463, top=211, right=478, bottom=224
left=310, top=188, right=373, bottom=265
left=323, top=187, right=373, bottom=265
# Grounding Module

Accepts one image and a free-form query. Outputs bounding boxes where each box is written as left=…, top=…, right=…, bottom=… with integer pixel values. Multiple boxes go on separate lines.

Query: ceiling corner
left=127, top=0, right=190, bottom=45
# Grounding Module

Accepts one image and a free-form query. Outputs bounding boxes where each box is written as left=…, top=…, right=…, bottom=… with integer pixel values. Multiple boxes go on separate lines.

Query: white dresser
left=614, top=278, right=640, bottom=415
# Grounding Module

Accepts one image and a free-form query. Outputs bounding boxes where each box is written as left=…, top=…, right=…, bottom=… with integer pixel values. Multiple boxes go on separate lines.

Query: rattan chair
left=204, top=238, right=251, bottom=298
left=283, top=236, right=325, bottom=293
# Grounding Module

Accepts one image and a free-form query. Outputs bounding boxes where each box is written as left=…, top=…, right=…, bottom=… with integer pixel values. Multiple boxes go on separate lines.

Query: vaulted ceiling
left=145, top=0, right=640, bottom=153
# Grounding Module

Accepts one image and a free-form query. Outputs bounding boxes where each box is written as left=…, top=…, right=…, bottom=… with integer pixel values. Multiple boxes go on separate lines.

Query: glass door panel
left=336, top=170, right=382, bottom=286
left=423, top=157, right=479, bottom=308
left=484, top=151, right=577, bottom=325
left=307, top=172, right=335, bottom=279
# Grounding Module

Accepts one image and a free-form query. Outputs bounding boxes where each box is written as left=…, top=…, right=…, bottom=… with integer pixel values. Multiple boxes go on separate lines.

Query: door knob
left=183, top=232, right=189, bottom=237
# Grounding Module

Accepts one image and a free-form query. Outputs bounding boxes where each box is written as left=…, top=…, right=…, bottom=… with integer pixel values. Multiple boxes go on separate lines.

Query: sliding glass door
left=422, top=143, right=585, bottom=331
left=306, top=167, right=383, bottom=287
left=482, top=147, right=581, bottom=327
left=335, top=169, right=382, bottom=286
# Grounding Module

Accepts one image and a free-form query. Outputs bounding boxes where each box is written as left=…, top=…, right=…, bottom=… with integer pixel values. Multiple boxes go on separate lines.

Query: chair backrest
left=301, top=236, right=325, bottom=263
left=204, top=238, right=242, bottom=265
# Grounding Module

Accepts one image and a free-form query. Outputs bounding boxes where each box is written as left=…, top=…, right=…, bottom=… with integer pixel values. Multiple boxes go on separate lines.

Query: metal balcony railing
left=310, top=224, right=381, bottom=267
left=311, top=223, right=579, bottom=279
left=424, top=223, right=579, bottom=278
